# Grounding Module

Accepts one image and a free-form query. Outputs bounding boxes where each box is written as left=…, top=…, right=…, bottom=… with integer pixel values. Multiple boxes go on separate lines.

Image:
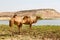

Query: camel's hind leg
left=9, top=20, right=14, bottom=36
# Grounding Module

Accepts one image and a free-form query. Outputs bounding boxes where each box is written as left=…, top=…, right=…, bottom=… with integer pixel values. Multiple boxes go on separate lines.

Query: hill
left=0, top=9, right=60, bottom=19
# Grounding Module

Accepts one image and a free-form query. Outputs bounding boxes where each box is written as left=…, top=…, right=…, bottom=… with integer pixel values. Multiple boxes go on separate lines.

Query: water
left=0, top=20, right=60, bottom=25
left=33, top=20, right=60, bottom=25
left=0, top=20, right=9, bottom=25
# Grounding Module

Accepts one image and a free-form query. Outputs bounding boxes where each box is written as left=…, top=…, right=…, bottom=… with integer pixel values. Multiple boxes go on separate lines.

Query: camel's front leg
left=30, top=24, right=32, bottom=30
left=18, top=23, right=22, bottom=34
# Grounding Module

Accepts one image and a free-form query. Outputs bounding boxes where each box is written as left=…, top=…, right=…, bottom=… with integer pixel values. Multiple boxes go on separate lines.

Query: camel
left=9, top=14, right=41, bottom=34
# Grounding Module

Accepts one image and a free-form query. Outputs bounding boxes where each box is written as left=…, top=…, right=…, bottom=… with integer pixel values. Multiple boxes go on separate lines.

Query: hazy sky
left=0, top=0, right=60, bottom=12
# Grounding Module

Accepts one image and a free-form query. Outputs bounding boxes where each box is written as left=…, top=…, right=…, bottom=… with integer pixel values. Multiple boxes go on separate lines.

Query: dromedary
left=9, top=14, right=41, bottom=34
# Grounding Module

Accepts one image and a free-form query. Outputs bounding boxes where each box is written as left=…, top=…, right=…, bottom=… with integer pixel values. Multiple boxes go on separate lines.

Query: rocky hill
left=0, top=9, right=60, bottom=19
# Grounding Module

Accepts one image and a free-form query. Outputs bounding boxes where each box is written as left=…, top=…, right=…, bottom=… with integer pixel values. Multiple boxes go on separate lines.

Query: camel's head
left=36, top=16, right=42, bottom=20
left=36, top=16, right=40, bottom=19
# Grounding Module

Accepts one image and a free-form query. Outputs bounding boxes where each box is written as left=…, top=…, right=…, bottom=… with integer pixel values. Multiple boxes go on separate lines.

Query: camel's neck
left=32, top=17, right=38, bottom=23
left=35, top=17, right=38, bottom=22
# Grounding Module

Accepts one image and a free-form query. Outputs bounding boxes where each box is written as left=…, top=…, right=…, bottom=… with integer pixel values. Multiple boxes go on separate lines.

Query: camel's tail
left=9, top=20, right=11, bottom=27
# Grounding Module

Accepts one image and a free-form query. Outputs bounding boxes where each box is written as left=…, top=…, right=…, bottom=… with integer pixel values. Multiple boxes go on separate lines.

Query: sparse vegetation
left=0, top=25, right=60, bottom=40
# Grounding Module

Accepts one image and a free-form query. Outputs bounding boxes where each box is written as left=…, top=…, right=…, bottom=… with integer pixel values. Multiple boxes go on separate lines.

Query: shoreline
left=0, top=17, right=60, bottom=20
left=0, top=17, right=11, bottom=20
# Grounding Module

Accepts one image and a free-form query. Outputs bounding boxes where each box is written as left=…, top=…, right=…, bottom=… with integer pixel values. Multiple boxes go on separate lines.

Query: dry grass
left=0, top=25, right=60, bottom=40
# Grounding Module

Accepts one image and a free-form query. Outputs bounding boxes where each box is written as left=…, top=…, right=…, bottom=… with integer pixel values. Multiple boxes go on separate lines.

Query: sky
left=0, top=0, right=60, bottom=12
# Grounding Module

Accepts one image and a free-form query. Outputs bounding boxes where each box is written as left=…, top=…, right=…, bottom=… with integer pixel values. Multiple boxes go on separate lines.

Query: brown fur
left=9, top=14, right=40, bottom=34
